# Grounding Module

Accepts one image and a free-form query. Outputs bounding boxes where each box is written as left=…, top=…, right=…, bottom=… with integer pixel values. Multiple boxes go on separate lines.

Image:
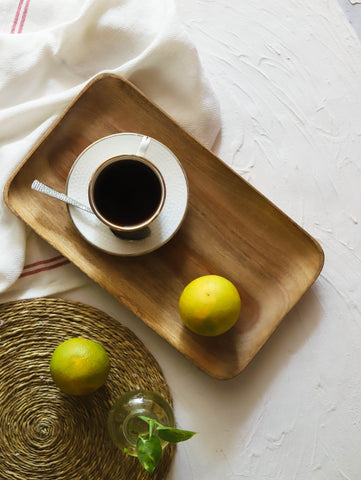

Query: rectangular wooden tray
left=4, top=73, right=324, bottom=379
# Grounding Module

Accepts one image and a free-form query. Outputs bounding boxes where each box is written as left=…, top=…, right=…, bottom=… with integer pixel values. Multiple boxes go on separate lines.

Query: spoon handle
left=31, top=180, right=93, bottom=214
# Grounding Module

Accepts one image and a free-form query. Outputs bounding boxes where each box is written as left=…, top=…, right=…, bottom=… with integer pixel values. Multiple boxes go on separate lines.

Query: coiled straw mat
left=0, top=297, right=175, bottom=480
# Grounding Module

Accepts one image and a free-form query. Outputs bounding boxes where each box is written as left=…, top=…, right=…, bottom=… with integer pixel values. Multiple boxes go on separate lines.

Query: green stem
left=146, top=418, right=155, bottom=439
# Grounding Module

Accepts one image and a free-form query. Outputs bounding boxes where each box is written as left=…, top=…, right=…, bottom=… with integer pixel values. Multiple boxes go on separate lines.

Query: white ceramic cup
left=88, top=136, right=166, bottom=239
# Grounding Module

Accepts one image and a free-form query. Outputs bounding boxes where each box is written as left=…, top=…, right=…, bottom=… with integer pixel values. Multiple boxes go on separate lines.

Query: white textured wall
left=166, top=1, right=361, bottom=478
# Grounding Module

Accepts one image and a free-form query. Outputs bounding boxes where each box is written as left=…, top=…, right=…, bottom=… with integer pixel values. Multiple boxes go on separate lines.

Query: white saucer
left=66, top=133, right=188, bottom=256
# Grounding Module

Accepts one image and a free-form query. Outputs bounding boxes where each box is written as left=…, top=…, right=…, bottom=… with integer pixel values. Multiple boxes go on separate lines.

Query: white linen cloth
left=0, top=0, right=220, bottom=303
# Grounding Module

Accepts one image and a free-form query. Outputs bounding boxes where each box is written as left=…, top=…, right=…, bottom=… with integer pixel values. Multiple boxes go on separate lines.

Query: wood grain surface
left=4, top=73, right=324, bottom=379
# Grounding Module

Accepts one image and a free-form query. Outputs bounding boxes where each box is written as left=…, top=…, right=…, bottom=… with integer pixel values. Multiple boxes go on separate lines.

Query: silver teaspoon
left=31, top=180, right=93, bottom=214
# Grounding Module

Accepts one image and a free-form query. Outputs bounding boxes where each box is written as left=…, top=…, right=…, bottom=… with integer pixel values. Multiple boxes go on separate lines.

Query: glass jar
left=107, top=390, right=175, bottom=456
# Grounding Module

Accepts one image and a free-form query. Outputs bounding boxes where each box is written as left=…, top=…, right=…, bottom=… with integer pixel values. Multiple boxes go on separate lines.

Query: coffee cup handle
left=136, top=136, right=151, bottom=157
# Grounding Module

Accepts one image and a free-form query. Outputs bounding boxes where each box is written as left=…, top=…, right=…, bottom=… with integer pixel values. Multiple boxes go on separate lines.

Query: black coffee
left=93, top=159, right=163, bottom=227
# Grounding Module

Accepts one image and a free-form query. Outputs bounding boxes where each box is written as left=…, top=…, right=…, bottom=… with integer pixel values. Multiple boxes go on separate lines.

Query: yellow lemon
left=179, top=275, right=241, bottom=336
left=50, top=337, right=110, bottom=396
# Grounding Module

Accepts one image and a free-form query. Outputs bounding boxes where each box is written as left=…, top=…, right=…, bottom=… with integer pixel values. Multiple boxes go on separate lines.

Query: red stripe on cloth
left=18, top=0, right=31, bottom=33
left=23, top=255, right=65, bottom=270
left=19, top=259, right=71, bottom=278
left=10, top=0, right=25, bottom=34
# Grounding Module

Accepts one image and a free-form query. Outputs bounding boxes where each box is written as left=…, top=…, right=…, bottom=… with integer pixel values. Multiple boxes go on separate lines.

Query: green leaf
left=157, top=426, right=197, bottom=443
left=136, top=435, right=162, bottom=474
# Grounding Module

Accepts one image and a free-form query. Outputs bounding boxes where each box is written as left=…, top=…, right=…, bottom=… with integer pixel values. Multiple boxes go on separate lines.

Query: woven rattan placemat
left=0, top=298, right=175, bottom=480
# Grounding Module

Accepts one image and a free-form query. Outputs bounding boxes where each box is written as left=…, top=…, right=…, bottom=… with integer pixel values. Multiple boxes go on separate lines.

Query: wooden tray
left=4, top=73, right=324, bottom=380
